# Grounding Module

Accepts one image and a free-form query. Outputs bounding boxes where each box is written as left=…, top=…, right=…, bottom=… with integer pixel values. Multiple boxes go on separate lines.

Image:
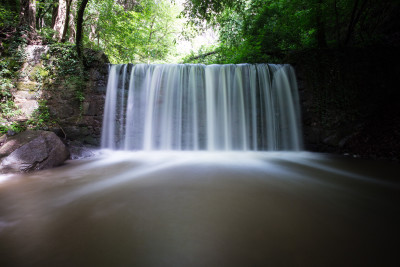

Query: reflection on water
left=0, top=151, right=399, bottom=266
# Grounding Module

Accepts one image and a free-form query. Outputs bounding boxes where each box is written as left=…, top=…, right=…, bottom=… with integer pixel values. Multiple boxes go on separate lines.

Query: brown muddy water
left=0, top=151, right=399, bottom=267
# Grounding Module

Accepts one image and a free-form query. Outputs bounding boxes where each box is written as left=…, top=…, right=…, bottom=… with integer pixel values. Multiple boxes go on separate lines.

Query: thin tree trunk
left=315, top=0, right=327, bottom=48
left=148, top=17, right=156, bottom=43
left=344, top=0, right=369, bottom=45
left=76, top=0, right=90, bottom=57
left=37, top=1, right=55, bottom=29
left=51, top=0, right=59, bottom=28
left=61, top=0, right=72, bottom=42
left=334, top=0, right=341, bottom=46
left=68, top=0, right=77, bottom=43
left=36, top=0, right=44, bottom=29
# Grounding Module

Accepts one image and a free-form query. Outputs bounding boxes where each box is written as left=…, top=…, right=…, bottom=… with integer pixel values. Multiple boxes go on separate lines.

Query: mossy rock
left=16, top=82, right=39, bottom=91
left=28, top=64, right=49, bottom=82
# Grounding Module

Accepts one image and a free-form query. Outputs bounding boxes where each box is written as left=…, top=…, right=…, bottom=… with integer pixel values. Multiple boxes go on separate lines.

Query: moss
left=16, top=82, right=39, bottom=91
left=28, top=64, right=49, bottom=82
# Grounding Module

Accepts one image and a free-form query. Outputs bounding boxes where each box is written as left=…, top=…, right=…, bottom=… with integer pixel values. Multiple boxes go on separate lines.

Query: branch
left=185, top=51, right=218, bottom=61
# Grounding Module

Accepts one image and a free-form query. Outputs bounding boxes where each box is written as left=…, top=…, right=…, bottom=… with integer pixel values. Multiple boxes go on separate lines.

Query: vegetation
left=1, top=0, right=189, bottom=63
left=84, top=0, right=186, bottom=63
left=182, top=0, right=400, bottom=63
left=1, top=0, right=399, bottom=64
left=0, top=0, right=194, bottom=134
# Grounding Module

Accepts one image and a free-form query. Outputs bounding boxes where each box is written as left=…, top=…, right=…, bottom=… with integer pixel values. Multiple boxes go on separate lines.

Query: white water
left=101, top=64, right=302, bottom=151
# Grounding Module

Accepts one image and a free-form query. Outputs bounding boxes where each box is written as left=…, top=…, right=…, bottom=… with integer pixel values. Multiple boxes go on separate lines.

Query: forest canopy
left=1, top=0, right=399, bottom=64
left=182, top=0, right=400, bottom=63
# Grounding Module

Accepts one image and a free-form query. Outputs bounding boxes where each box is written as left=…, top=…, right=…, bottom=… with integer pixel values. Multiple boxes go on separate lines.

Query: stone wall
left=46, top=50, right=109, bottom=146
left=12, top=45, right=109, bottom=146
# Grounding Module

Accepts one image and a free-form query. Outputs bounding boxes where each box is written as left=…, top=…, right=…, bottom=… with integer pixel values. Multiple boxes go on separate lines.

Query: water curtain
left=101, top=64, right=302, bottom=151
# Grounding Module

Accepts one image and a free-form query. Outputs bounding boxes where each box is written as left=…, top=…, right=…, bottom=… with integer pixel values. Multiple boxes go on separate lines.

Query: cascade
left=101, top=64, right=302, bottom=151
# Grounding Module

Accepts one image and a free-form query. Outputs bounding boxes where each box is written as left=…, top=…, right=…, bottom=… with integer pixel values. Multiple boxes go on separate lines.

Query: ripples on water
left=0, top=151, right=399, bottom=266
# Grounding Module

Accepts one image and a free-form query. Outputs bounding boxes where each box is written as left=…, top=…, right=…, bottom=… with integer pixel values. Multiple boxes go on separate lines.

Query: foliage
left=0, top=32, right=27, bottom=129
left=181, top=44, right=219, bottom=64
left=44, top=43, right=83, bottom=76
left=42, top=43, right=86, bottom=111
left=0, top=4, right=18, bottom=28
left=0, top=121, right=26, bottom=135
left=29, top=65, right=50, bottom=82
left=183, top=0, right=400, bottom=64
left=27, top=100, right=57, bottom=130
left=38, top=27, right=58, bottom=44
left=84, top=0, right=185, bottom=63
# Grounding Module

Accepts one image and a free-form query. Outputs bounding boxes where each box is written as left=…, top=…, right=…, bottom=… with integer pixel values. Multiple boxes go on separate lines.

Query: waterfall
left=101, top=64, right=303, bottom=151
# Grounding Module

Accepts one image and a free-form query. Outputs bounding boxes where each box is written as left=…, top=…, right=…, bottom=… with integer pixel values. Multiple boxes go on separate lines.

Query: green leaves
left=45, top=43, right=82, bottom=76
left=0, top=5, right=18, bottom=28
left=84, top=0, right=184, bottom=63
left=27, top=100, right=57, bottom=130
left=183, top=0, right=400, bottom=64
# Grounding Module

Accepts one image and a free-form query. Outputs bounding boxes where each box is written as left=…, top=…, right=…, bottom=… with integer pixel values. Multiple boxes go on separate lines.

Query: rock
left=16, top=81, right=39, bottom=91
left=15, top=99, right=39, bottom=117
left=83, top=135, right=99, bottom=146
left=0, top=130, right=70, bottom=173
left=7, top=130, right=16, bottom=136
left=68, top=141, right=98, bottom=160
left=0, top=134, right=6, bottom=146
left=25, top=45, right=49, bottom=65
left=83, top=48, right=109, bottom=68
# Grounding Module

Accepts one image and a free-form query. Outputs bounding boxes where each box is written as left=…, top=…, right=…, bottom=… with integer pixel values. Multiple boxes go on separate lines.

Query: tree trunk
left=61, top=0, right=72, bottom=42
left=68, top=0, right=77, bottom=43
left=334, top=0, right=341, bottom=46
left=76, top=0, right=90, bottom=57
left=51, top=0, right=59, bottom=28
left=35, top=0, right=44, bottom=29
left=344, top=0, right=368, bottom=45
left=53, top=0, right=67, bottom=41
left=20, top=0, right=36, bottom=30
left=36, top=0, right=56, bottom=29
left=315, top=0, right=327, bottom=48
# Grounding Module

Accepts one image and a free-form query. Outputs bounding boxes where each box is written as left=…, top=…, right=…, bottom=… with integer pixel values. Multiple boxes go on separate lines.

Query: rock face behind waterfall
left=288, top=47, right=400, bottom=160
left=0, top=131, right=70, bottom=173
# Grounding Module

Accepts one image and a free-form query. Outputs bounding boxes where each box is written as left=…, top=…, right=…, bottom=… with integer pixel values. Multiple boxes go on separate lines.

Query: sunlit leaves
left=84, top=0, right=183, bottom=63
left=183, top=0, right=400, bottom=64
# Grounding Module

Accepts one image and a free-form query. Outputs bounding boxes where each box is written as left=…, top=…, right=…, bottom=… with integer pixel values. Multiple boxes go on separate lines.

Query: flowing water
left=101, top=64, right=302, bottom=151
left=1, top=64, right=399, bottom=266
left=0, top=151, right=399, bottom=266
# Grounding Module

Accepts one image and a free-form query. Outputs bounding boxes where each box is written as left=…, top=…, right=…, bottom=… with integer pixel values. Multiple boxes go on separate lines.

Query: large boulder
left=0, top=130, right=70, bottom=173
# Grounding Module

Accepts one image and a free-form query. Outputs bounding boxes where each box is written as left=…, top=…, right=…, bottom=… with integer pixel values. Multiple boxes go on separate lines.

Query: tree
left=19, top=0, right=36, bottom=31
left=182, top=0, right=400, bottom=63
left=76, top=0, right=89, bottom=57
left=52, top=0, right=66, bottom=40
left=60, top=0, right=73, bottom=42
left=83, top=0, right=184, bottom=63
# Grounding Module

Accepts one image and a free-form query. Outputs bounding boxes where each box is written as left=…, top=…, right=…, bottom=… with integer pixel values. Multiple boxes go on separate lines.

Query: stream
left=0, top=151, right=399, bottom=266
